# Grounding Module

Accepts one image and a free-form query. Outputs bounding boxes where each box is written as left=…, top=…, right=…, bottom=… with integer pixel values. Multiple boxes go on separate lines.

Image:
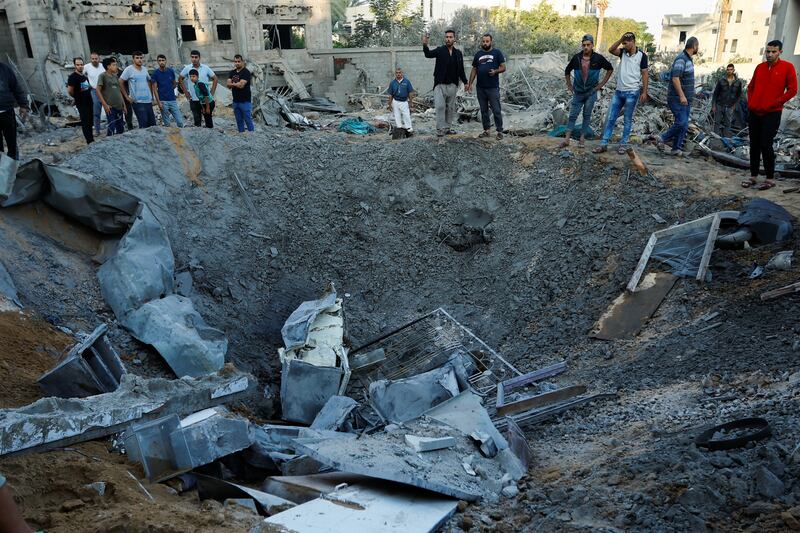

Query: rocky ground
left=1, top=122, right=798, bottom=531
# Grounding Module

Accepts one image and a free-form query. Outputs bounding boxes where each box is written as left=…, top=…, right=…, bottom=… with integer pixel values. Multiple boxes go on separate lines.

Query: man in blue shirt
left=466, top=34, right=506, bottom=139
left=151, top=54, right=183, bottom=127
left=656, top=37, right=698, bottom=156
left=386, top=67, right=415, bottom=136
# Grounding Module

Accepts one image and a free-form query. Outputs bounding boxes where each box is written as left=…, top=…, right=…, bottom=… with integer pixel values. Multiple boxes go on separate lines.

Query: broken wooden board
left=264, top=482, right=458, bottom=532
left=262, top=472, right=374, bottom=504
left=496, top=385, right=588, bottom=417
left=593, top=272, right=677, bottom=340
left=761, top=280, right=800, bottom=301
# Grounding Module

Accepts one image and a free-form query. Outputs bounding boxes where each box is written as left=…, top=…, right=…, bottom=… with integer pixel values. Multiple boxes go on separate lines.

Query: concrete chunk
left=405, top=435, right=456, bottom=453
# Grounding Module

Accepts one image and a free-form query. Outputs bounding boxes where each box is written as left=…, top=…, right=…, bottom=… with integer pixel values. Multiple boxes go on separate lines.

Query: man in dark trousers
left=560, top=34, right=613, bottom=148
left=67, top=57, right=94, bottom=144
left=743, top=40, right=797, bottom=190
left=711, top=63, right=743, bottom=138
left=423, top=29, right=467, bottom=137
left=0, top=61, right=28, bottom=160
left=466, top=33, right=506, bottom=140
left=227, top=54, right=254, bottom=133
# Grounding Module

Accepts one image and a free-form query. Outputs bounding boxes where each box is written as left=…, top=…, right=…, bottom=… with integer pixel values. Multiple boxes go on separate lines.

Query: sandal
left=478, top=131, right=490, bottom=138
left=558, top=139, right=570, bottom=148
left=593, top=145, right=608, bottom=154
left=741, top=178, right=758, bottom=188
left=617, top=145, right=628, bottom=155
left=756, top=181, right=776, bottom=190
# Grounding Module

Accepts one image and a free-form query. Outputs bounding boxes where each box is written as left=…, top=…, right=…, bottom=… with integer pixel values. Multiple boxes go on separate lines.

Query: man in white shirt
left=83, top=52, right=105, bottom=136
left=593, top=32, right=649, bottom=154
left=178, top=50, right=217, bottom=127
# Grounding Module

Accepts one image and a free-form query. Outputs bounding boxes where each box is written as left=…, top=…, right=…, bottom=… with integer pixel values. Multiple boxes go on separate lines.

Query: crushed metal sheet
left=0, top=368, right=253, bottom=457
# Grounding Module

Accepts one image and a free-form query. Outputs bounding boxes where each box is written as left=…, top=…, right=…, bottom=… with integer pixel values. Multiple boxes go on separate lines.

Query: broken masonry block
left=38, top=324, right=127, bottom=398
left=310, top=396, right=358, bottom=431
left=405, top=435, right=456, bottom=453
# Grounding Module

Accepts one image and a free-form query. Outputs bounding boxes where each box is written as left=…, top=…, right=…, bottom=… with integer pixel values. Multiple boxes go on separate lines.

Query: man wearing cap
left=560, top=34, right=613, bottom=148
left=594, top=32, right=649, bottom=154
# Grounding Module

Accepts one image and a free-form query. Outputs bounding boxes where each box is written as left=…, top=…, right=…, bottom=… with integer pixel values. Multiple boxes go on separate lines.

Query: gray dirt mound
left=64, top=127, right=779, bottom=392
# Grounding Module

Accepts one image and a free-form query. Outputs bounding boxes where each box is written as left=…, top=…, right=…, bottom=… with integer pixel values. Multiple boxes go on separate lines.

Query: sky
left=604, top=1, right=717, bottom=40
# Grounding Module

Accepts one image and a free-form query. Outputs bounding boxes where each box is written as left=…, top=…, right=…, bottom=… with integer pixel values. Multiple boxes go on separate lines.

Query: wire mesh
left=348, top=308, right=519, bottom=395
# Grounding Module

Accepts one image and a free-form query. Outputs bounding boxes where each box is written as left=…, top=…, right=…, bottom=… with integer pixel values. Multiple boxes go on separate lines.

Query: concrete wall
left=0, top=0, right=333, bottom=101
left=309, top=45, right=542, bottom=106
left=769, top=0, right=800, bottom=72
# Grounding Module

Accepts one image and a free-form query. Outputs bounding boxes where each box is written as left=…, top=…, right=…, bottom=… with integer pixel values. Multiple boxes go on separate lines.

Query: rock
left=461, top=516, right=473, bottom=530
left=755, top=465, right=785, bottom=498
left=743, top=501, right=781, bottom=516
left=457, top=500, right=468, bottom=512
left=782, top=512, right=800, bottom=531
left=60, top=499, right=85, bottom=512
left=501, top=485, right=519, bottom=499
left=83, top=481, right=106, bottom=496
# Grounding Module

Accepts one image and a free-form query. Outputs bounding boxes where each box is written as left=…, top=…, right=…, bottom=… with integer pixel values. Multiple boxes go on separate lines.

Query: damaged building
left=0, top=0, right=333, bottom=102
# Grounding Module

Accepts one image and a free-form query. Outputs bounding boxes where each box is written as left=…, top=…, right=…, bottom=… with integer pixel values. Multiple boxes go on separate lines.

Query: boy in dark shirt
left=226, top=55, right=254, bottom=132
left=189, top=68, right=215, bottom=128
left=67, top=57, right=94, bottom=144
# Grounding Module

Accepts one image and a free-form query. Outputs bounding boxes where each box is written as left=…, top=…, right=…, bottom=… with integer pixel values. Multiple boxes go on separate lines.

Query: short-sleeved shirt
left=194, top=81, right=214, bottom=104
left=472, top=48, right=506, bottom=89
left=386, top=77, right=414, bottom=102
left=616, top=48, right=648, bottom=93
left=84, top=63, right=105, bottom=88
left=96, top=72, right=125, bottom=110
left=667, top=50, right=695, bottom=102
left=67, top=72, right=93, bottom=108
left=228, top=67, right=252, bottom=103
left=180, top=64, right=215, bottom=102
left=151, top=67, right=177, bottom=102
left=120, top=65, right=152, bottom=103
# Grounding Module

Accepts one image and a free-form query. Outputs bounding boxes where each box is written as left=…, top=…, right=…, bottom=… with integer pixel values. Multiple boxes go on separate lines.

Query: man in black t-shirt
left=67, top=57, right=94, bottom=144
left=466, top=33, right=506, bottom=140
left=226, top=54, right=254, bottom=132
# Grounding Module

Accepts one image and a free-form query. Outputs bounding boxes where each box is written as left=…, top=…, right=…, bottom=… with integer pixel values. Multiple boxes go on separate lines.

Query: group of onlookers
left=64, top=49, right=255, bottom=144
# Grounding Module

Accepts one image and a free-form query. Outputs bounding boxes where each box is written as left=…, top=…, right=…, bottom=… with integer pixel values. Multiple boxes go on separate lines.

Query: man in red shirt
left=743, top=40, right=798, bottom=190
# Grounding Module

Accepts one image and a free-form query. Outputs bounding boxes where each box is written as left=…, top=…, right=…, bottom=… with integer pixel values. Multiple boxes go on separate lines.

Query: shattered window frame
left=180, top=24, right=197, bottom=42
left=86, top=24, right=149, bottom=55
left=216, top=23, right=232, bottom=41
left=18, top=26, right=33, bottom=58
left=263, top=24, right=306, bottom=50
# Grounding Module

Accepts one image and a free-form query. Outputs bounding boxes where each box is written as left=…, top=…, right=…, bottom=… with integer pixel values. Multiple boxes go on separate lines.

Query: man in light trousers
left=423, top=29, right=467, bottom=137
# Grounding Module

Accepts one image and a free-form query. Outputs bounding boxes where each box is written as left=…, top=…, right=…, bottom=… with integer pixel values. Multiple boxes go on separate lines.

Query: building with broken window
left=660, top=0, right=773, bottom=63
left=0, top=0, right=333, bottom=102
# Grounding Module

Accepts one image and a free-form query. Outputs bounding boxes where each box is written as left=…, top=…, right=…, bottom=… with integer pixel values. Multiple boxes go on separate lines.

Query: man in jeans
left=560, top=34, right=613, bottom=148
left=466, top=33, right=506, bottom=140
left=96, top=57, right=126, bottom=135
left=120, top=51, right=156, bottom=128
left=594, top=32, right=648, bottom=154
left=66, top=57, right=94, bottom=144
left=179, top=50, right=217, bottom=128
left=743, top=40, right=798, bottom=190
left=151, top=54, right=183, bottom=127
left=712, top=64, right=743, bottom=138
left=656, top=37, right=698, bottom=156
left=0, top=61, right=28, bottom=160
left=423, top=29, right=467, bottom=137
left=84, top=52, right=104, bottom=136
left=227, top=55, right=254, bottom=132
